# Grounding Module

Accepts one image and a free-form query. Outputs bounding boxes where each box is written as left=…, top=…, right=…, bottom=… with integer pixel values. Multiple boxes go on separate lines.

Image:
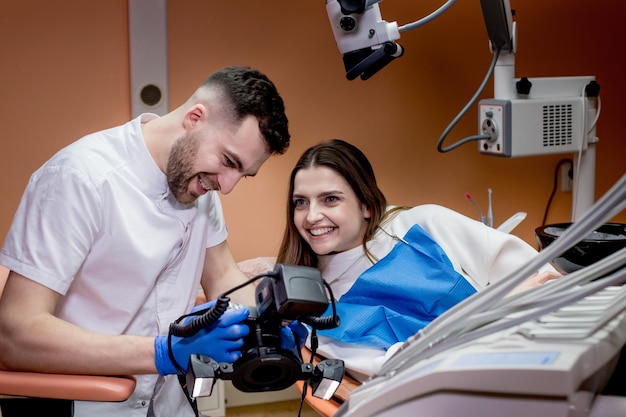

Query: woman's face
left=292, top=166, right=370, bottom=255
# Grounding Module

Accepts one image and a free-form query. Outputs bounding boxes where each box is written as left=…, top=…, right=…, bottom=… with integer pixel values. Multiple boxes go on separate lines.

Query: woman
left=276, top=139, right=559, bottom=380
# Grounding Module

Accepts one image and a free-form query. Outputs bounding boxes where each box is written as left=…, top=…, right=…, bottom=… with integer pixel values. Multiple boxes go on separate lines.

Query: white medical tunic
left=315, top=204, right=556, bottom=380
left=0, top=114, right=227, bottom=417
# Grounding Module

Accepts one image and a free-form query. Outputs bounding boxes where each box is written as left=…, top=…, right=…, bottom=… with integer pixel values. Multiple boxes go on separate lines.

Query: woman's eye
left=293, top=199, right=307, bottom=206
left=325, top=196, right=338, bottom=203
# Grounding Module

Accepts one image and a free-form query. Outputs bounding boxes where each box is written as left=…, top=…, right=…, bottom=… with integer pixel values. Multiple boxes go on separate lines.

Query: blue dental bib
left=318, top=224, right=477, bottom=349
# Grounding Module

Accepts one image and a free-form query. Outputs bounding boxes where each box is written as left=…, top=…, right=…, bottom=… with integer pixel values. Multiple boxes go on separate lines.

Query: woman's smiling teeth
left=309, top=227, right=335, bottom=236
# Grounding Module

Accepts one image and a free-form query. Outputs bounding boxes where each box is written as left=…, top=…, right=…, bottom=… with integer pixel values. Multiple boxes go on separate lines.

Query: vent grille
left=542, top=104, right=574, bottom=147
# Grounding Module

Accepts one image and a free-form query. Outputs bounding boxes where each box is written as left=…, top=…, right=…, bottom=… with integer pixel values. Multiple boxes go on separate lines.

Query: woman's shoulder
left=382, top=204, right=478, bottom=237
left=389, top=204, right=460, bottom=222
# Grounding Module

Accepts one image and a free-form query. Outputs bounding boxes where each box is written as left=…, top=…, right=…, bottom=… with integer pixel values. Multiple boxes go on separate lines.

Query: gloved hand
left=154, top=301, right=250, bottom=376
left=279, top=320, right=309, bottom=357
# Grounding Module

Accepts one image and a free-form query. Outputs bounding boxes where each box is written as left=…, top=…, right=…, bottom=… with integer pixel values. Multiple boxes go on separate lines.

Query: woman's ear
left=362, top=205, right=371, bottom=220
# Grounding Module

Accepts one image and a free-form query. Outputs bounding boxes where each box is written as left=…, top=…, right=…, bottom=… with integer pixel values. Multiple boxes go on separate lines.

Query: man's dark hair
left=203, top=66, right=290, bottom=155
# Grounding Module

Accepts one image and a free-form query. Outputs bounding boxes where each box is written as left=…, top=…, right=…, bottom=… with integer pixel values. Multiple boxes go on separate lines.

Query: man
left=0, top=66, right=290, bottom=416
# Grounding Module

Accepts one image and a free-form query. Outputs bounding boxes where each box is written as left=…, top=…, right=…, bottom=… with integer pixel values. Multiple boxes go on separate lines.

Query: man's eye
left=224, top=156, right=236, bottom=168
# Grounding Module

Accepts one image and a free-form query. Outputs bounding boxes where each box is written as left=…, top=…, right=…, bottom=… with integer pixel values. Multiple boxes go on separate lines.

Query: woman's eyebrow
left=293, top=190, right=344, bottom=198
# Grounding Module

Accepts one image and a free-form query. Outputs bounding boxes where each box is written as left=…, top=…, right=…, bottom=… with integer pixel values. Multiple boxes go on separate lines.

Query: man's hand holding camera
left=154, top=300, right=250, bottom=376
left=153, top=299, right=308, bottom=377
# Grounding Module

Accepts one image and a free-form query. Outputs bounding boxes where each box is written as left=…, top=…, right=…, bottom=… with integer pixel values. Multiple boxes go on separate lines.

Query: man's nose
left=218, top=171, right=242, bottom=195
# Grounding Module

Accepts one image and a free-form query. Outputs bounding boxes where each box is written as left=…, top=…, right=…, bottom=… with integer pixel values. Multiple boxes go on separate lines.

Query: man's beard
left=166, top=133, right=201, bottom=204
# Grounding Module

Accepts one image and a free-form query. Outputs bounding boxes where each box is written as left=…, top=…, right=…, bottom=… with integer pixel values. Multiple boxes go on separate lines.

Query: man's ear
left=183, top=103, right=207, bottom=130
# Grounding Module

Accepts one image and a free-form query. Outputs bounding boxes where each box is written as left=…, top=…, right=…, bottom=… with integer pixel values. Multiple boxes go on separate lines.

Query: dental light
left=325, top=0, right=403, bottom=80
left=325, top=0, right=457, bottom=80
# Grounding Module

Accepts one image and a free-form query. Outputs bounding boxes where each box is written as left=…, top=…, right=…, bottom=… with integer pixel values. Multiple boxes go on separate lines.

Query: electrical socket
left=478, top=101, right=507, bottom=156
left=560, top=164, right=573, bottom=192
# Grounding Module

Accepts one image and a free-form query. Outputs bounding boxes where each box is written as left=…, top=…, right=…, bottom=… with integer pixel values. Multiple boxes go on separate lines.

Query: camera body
left=187, top=264, right=344, bottom=396
left=254, top=263, right=330, bottom=320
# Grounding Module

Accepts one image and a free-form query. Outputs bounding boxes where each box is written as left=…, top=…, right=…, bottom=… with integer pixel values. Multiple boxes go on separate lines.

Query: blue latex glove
left=280, top=320, right=309, bottom=357
left=154, top=302, right=250, bottom=376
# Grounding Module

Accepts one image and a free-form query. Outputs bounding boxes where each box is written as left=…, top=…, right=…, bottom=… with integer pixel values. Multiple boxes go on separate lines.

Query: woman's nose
left=305, top=203, right=324, bottom=223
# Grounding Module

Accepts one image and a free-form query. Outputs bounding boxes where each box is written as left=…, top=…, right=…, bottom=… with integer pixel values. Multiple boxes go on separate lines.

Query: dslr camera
left=179, top=264, right=344, bottom=400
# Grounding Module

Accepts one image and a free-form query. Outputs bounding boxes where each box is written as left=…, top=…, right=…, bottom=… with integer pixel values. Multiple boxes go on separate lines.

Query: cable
left=465, top=193, right=486, bottom=224
left=571, top=87, right=601, bottom=220
left=437, top=47, right=501, bottom=153
left=170, top=272, right=274, bottom=338
left=588, top=95, right=601, bottom=133
left=487, top=188, right=493, bottom=228
left=166, top=271, right=277, bottom=377
left=571, top=86, right=589, bottom=221
left=300, top=280, right=341, bottom=330
left=296, top=282, right=339, bottom=417
left=542, top=158, right=573, bottom=226
left=398, top=0, right=456, bottom=32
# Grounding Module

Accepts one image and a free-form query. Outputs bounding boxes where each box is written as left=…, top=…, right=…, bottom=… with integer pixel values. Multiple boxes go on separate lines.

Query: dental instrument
left=496, top=211, right=526, bottom=233
left=487, top=188, right=494, bottom=227
left=465, top=193, right=486, bottom=225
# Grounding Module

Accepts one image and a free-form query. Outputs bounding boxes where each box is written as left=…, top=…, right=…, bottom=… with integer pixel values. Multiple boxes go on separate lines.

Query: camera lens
left=250, top=363, right=283, bottom=385
left=340, top=16, right=357, bottom=32
left=231, top=346, right=303, bottom=392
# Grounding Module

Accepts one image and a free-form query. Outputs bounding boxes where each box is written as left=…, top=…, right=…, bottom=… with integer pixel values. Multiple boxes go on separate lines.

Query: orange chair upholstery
left=0, top=372, right=136, bottom=402
left=0, top=373, right=136, bottom=417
